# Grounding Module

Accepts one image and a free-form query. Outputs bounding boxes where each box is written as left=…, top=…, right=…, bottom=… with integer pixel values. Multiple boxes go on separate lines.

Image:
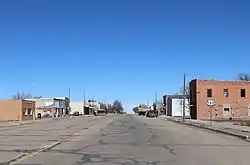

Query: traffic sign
left=207, top=100, right=215, bottom=106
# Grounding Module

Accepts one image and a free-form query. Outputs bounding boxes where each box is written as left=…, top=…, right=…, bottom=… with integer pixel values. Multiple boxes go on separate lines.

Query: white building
left=70, top=101, right=85, bottom=115
left=167, top=95, right=190, bottom=117
left=70, top=101, right=101, bottom=115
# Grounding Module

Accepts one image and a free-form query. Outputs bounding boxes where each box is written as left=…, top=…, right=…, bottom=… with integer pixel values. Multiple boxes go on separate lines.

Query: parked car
left=94, top=110, right=107, bottom=116
left=72, top=111, right=80, bottom=116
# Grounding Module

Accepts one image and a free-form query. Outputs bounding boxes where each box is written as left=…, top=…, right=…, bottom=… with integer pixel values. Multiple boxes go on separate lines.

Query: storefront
left=64, top=97, right=70, bottom=115
left=53, top=97, right=70, bottom=116
left=54, top=99, right=64, bottom=117
left=34, top=98, right=54, bottom=118
left=30, top=97, right=69, bottom=119
left=59, top=99, right=65, bottom=116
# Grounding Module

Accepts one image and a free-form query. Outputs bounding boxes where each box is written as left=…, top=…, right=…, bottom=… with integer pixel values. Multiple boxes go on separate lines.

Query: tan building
left=190, top=79, right=250, bottom=120
left=0, top=100, right=35, bottom=121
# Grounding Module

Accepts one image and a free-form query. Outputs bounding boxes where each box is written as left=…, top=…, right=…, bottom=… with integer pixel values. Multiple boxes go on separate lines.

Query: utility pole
left=91, top=97, right=94, bottom=115
left=182, top=73, right=186, bottom=122
left=97, top=99, right=100, bottom=110
left=83, top=91, right=86, bottom=115
left=68, top=88, right=71, bottom=117
left=31, top=80, right=35, bottom=120
left=155, top=93, right=158, bottom=117
left=68, top=88, right=71, bottom=101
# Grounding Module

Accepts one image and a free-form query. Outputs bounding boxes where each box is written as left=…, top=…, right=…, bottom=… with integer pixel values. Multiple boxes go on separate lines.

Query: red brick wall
left=191, top=79, right=250, bottom=120
left=21, top=100, right=35, bottom=121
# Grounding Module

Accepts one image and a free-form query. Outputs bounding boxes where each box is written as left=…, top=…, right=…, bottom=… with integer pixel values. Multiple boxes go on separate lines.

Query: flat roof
left=192, top=79, right=250, bottom=83
left=54, top=97, right=66, bottom=100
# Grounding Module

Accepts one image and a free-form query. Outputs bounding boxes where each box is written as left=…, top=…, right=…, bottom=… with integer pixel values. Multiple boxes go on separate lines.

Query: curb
left=160, top=118, right=250, bottom=141
left=0, top=117, right=72, bottom=129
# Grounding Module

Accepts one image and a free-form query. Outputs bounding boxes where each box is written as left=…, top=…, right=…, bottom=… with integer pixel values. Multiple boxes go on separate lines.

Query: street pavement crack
left=148, top=134, right=158, bottom=144
left=163, top=145, right=176, bottom=155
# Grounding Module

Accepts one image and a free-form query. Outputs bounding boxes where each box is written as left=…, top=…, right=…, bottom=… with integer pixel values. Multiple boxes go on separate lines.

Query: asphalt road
left=2, top=115, right=250, bottom=165
left=0, top=115, right=113, bottom=165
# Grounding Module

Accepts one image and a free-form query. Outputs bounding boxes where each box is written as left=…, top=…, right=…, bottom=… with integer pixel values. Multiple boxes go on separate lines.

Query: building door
left=248, top=104, right=250, bottom=116
left=223, top=104, right=232, bottom=118
left=84, top=107, right=90, bottom=115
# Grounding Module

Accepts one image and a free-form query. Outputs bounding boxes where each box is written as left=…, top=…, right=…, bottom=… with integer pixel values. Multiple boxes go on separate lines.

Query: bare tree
left=12, top=92, right=32, bottom=100
left=107, top=103, right=113, bottom=113
left=101, top=100, right=124, bottom=114
left=238, top=73, right=250, bottom=81
left=99, top=102, right=107, bottom=110
left=112, top=100, right=124, bottom=113
left=155, top=100, right=164, bottom=114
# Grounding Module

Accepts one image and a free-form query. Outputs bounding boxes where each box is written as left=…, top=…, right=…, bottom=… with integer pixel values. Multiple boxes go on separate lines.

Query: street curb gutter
left=160, top=118, right=250, bottom=142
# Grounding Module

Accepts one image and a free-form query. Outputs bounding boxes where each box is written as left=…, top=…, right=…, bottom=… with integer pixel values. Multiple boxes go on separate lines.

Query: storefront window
left=22, top=108, right=27, bottom=115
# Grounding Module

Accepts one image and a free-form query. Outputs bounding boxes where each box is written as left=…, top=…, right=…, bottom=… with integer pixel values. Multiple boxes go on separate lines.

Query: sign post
left=207, top=100, right=215, bottom=126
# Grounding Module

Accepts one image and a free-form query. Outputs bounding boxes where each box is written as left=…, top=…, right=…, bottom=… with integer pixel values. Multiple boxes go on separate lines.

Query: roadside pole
left=69, top=88, right=71, bottom=116
left=182, top=73, right=186, bottom=122
left=52, top=98, right=55, bottom=119
left=155, top=93, right=157, bottom=108
left=207, top=100, right=215, bottom=126
left=155, top=94, right=156, bottom=117
left=83, top=91, right=86, bottom=115
left=31, top=80, right=35, bottom=120
left=92, top=97, right=94, bottom=115
left=209, top=106, right=212, bottom=126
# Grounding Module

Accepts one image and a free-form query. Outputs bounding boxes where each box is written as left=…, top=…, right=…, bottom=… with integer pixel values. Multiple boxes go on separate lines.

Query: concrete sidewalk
left=0, top=116, right=79, bottom=128
left=0, top=118, right=50, bottom=127
left=159, top=115, right=250, bottom=141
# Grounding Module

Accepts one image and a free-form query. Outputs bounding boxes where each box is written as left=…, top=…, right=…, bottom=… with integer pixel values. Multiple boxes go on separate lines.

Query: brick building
left=0, top=100, right=35, bottom=121
left=190, top=79, right=250, bottom=120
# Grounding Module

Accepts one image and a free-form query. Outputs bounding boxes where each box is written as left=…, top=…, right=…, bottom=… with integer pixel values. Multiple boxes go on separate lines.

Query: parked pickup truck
left=94, top=110, right=107, bottom=116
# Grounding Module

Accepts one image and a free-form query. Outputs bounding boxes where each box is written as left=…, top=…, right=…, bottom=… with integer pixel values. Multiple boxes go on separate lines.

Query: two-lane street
left=9, top=115, right=250, bottom=165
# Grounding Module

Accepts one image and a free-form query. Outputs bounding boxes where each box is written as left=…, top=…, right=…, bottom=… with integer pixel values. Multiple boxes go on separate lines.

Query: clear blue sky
left=0, top=0, right=249, bottom=113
